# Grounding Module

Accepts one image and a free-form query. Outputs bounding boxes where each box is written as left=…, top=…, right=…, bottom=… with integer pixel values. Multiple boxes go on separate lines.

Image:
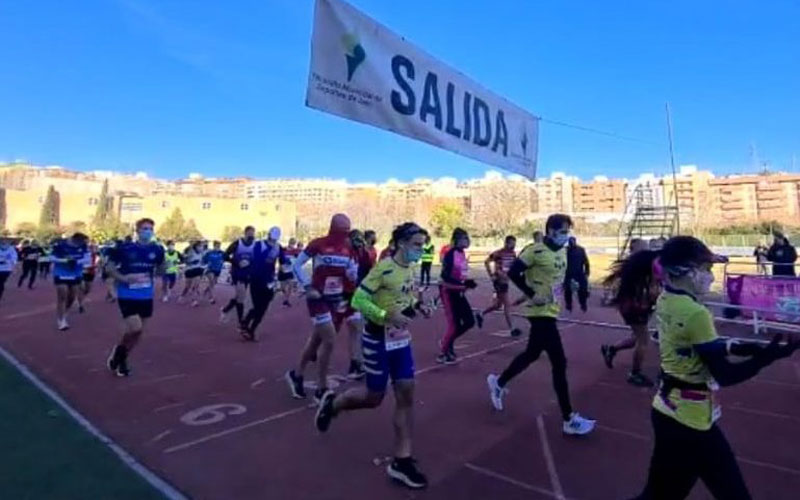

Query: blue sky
left=1, top=0, right=798, bottom=182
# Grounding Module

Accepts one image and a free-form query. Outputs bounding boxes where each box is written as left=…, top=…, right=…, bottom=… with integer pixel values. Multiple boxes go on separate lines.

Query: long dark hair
left=603, top=250, right=660, bottom=306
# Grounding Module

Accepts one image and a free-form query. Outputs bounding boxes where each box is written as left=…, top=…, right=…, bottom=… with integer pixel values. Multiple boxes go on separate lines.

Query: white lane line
left=597, top=423, right=800, bottom=476
left=3, top=304, right=55, bottom=321
left=148, top=430, right=173, bottom=444
left=726, top=405, right=800, bottom=423
left=153, top=402, right=187, bottom=414
left=124, top=374, right=187, bottom=387
left=0, top=345, right=187, bottom=500
left=165, top=336, right=527, bottom=454
left=536, top=415, right=566, bottom=500
left=163, top=406, right=308, bottom=454
left=464, top=462, right=563, bottom=499
left=250, top=378, right=266, bottom=389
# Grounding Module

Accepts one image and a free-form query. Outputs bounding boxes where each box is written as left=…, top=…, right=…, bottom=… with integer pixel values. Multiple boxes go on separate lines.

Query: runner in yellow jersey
left=634, top=235, right=799, bottom=499
left=315, top=222, right=431, bottom=490
left=161, top=241, right=182, bottom=302
left=486, top=214, right=595, bottom=435
left=420, top=235, right=434, bottom=287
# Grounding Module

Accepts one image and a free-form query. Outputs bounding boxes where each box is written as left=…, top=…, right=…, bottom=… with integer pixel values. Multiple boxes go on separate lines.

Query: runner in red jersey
left=482, top=236, right=522, bottom=337
left=364, top=230, right=378, bottom=266
left=285, top=214, right=359, bottom=403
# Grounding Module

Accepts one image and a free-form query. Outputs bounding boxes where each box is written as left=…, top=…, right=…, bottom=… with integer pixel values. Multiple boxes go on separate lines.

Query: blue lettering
left=462, top=91, right=472, bottom=142
left=472, top=97, right=491, bottom=147
left=492, top=110, right=508, bottom=155
left=445, top=83, right=461, bottom=138
left=420, top=72, right=443, bottom=130
left=390, top=55, right=415, bottom=115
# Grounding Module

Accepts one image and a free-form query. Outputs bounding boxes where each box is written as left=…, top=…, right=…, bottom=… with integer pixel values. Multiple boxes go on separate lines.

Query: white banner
left=306, top=0, right=539, bottom=179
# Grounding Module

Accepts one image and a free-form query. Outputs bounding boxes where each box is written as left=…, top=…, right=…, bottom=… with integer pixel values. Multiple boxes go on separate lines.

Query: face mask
left=552, top=234, right=569, bottom=247
left=404, top=248, right=423, bottom=263
left=168, top=246, right=175, bottom=252
left=138, top=229, right=153, bottom=242
left=244, top=236, right=254, bottom=244
left=691, top=269, right=714, bottom=294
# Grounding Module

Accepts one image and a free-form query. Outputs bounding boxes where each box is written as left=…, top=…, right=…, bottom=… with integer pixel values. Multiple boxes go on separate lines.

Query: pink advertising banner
left=726, top=275, right=800, bottom=323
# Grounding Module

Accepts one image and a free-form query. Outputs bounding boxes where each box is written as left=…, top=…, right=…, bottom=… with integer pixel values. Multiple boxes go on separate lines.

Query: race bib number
left=128, top=273, right=151, bottom=289
left=385, top=326, right=411, bottom=351
left=280, top=264, right=292, bottom=273
left=323, top=276, right=344, bottom=296
left=239, top=258, right=250, bottom=268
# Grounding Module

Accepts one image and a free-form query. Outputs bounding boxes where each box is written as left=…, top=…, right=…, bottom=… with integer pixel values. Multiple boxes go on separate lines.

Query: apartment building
left=533, top=172, right=575, bottom=214
left=243, top=179, right=348, bottom=205
left=708, top=174, right=800, bottom=225
left=572, top=176, right=626, bottom=214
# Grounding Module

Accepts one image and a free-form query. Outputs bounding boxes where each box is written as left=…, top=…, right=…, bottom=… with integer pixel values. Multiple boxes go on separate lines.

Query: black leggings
left=498, top=317, right=573, bottom=421
left=637, top=409, right=750, bottom=500
left=38, top=261, right=50, bottom=278
left=243, top=285, right=275, bottom=334
left=18, top=261, right=37, bottom=288
left=0, top=271, right=9, bottom=301
left=420, top=262, right=432, bottom=286
left=441, top=288, right=475, bottom=354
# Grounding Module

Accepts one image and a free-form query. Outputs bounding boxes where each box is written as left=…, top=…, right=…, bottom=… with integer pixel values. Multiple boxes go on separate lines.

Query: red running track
left=1, top=279, right=799, bottom=499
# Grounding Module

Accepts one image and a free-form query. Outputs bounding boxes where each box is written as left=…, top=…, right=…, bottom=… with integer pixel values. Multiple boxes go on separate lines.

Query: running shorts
left=184, top=268, right=203, bottom=279
left=278, top=271, right=294, bottom=282
left=231, top=268, right=251, bottom=286
left=493, top=280, right=510, bottom=295
left=162, top=273, right=177, bottom=287
left=206, top=269, right=222, bottom=278
left=83, top=271, right=96, bottom=283
left=621, top=309, right=651, bottom=327
left=118, top=298, right=154, bottom=319
left=306, top=295, right=348, bottom=329
left=362, top=323, right=415, bottom=393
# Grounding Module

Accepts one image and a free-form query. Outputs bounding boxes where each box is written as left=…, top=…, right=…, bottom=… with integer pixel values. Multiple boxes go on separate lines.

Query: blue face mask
left=138, top=229, right=153, bottom=243
left=552, top=233, right=569, bottom=247
left=404, top=248, right=423, bottom=263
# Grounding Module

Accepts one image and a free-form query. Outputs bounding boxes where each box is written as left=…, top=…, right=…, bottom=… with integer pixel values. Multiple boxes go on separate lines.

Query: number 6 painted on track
left=180, top=404, right=247, bottom=426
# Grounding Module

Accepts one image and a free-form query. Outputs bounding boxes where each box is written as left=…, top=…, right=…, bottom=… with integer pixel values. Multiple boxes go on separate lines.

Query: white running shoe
left=162, top=295, right=169, bottom=303
left=219, top=308, right=229, bottom=324
left=191, top=300, right=199, bottom=307
left=57, top=318, right=69, bottom=331
left=486, top=374, right=508, bottom=411
left=563, top=413, right=596, bottom=436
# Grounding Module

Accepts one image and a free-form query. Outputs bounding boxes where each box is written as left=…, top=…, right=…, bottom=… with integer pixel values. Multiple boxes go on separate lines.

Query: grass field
left=0, top=353, right=165, bottom=500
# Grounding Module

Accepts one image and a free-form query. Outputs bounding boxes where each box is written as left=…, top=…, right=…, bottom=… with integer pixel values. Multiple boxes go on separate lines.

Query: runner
left=635, top=235, right=798, bottom=499
left=51, top=233, right=90, bottom=331
left=285, top=214, right=358, bottom=403
left=315, top=222, right=430, bottom=489
left=344, top=229, right=372, bottom=379
left=39, top=241, right=53, bottom=280
left=364, top=230, right=378, bottom=265
left=161, top=240, right=182, bottom=302
left=179, top=240, right=205, bottom=307
left=437, top=228, right=480, bottom=364
left=99, top=241, right=118, bottom=303
left=486, top=214, right=596, bottom=435
left=278, top=237, right=300, bottom=308
left=105, top=218, right=165, bottom=377
left=482, top=235, right=522, bottom=337
left=564, top=236, right=590, bottom=313
left=0, top=237, right=19, bottom=303
left=601, top=248, right=662, bottom=387
left=532, top=230, right=544, bottom=244
left=221, top=226, right=256, bottom=324
left=240, top=227, right=282, bottom=341
left=77, top=242, right=99, bottom=313
left=420, top=234, right=434, bottom=287
left=38, top=244, right=52, bottom=279
left=17, top=239, right=42, bottom=289
left=202, top=241, right=225, bottom=305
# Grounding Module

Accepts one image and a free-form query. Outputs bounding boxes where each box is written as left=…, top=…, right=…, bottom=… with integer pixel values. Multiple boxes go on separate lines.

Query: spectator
left=630, top=238, right=648, bottom=255
left=753, top=243, right=769, bottom=274
left=533, top=230, right=544, bottom=244
left=564, top=237, right=590, bottom=312
left=767, top=232, right=797, bottom=276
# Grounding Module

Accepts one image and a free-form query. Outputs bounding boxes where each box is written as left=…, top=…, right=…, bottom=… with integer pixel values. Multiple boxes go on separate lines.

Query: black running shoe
left=78, top=305, right=85, bottom=314
left=315, top=390, right=336, bottom=432
left=282, top=300, right=291, bottom=308
left=510, top=328, right=523, bottom=338
left=313, top=387, right=327, bottom=406
left=627, top=371, right=655, bottom=388
left=475, top=312, right=484, bottom=329
left=285, top=370, right=306, bottom=399
left=107, top=345, right=123, bottom=372
left=601, top=345, right=615, bottom=369
left=387, top=457, right=428, bottom=489
left=115, top=351, right=131, bottom=377
left=347, top=360, right=366, bottom=380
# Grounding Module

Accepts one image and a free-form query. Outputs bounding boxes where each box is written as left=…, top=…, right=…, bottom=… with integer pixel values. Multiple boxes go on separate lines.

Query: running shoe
left=315, top=390, right=336, bottom=432
left=282, top=300, right=291, bottom=308
left=601, top=344, right=615, bottom=369
left=78, top=305, right=85, bottom=314
left=107, top=345, right=122, bottom=372
left=239, top=326, right=255, bottom=342
left=57, top=318, right=69, bottom=331
left=285, top=370, right=306, bottom=399
left=510, top=328, right=523, bottom=338
left=627, top=371, right=655, bottom=388
left=442, top=352, right=458, bottom=365
left=162, top=295, right=169, bottom=303
left=116, top=357, right=131, bottom=377
left=209, top=298, right=216, bottom=305
left=313, top=387, right=327, bottom=406
left=486, top=374, right=508, bottom=411
left=650, top=329, right=660, bottom=343
left=387, top=457, right=428, bottom=489
left=475, top=311, right=484, bottom=329
left=219, top=307, right=229, bottom=323
left=563, top=413, right=596, bottom=436
left=191, top=300, right=199, bottom=308
left=347, top=361, right=366, bottom=380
